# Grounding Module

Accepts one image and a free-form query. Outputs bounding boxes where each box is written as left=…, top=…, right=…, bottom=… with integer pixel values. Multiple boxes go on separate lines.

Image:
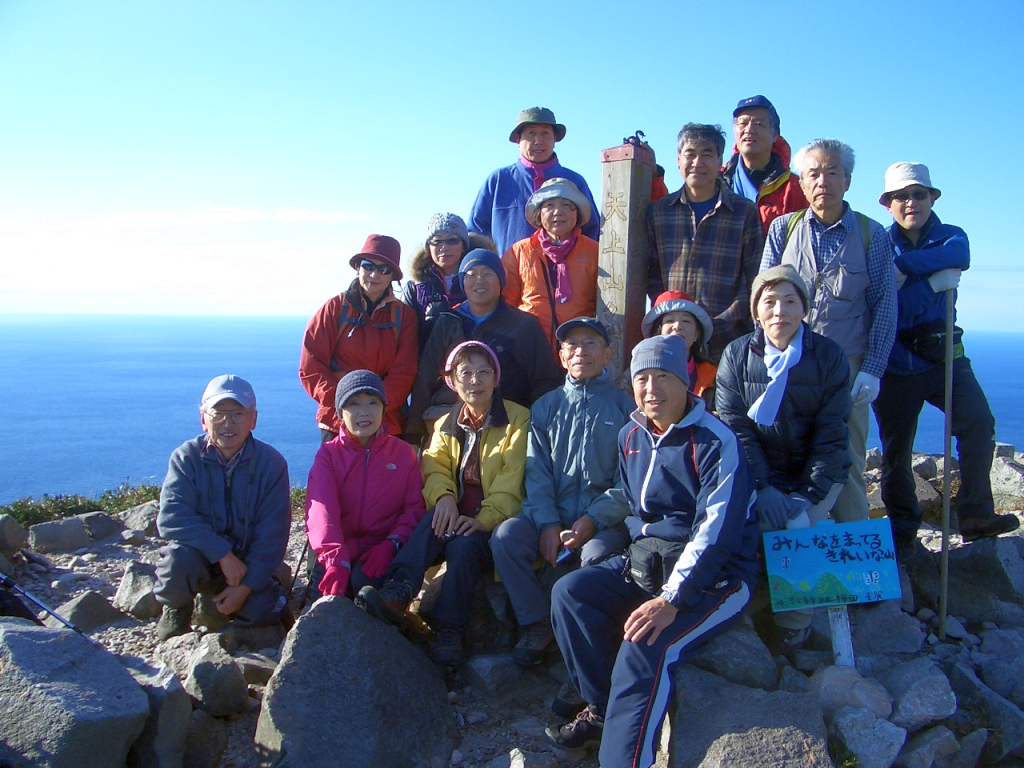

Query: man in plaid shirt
left=646, top=123, right=764, bottom=363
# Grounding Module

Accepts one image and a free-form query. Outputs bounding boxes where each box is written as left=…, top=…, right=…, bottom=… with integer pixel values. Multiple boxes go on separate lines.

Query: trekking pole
left=938, top=288, right=955, bottom=642
left=0, top=573, right=88, bottom=638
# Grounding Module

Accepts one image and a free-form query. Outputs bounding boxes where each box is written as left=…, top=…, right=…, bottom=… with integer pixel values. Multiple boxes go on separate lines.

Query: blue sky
left=1, top=1, right=1021, bottom=330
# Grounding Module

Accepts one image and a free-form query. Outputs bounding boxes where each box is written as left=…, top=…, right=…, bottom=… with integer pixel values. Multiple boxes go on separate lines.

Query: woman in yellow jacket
left=357, top=340, right=529, bottom=665
left=502, top=178, right=599, bottom=352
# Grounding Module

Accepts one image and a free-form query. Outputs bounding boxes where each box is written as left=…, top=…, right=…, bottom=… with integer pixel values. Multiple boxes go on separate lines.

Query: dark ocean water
left=0, top=314, right=1021, bottom=504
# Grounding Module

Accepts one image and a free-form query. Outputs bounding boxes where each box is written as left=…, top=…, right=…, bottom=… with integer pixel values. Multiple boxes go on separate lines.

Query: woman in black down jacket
left=715, top=264, right=852, bottom=652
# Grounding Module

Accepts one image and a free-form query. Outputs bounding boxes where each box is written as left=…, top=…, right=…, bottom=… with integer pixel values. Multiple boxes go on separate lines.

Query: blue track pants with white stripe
left=550, top=555, right=751, bottom=768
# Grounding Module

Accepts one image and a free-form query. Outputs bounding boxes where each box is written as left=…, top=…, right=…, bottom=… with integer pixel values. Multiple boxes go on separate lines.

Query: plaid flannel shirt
left=646, top=180, right=764, bottom=362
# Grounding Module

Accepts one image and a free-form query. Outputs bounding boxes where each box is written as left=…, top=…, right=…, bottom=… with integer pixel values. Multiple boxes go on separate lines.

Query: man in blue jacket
left=546, top=334, right=760, bottom=768
left=873, top=163, right=1019, bottom=556
left=154, top=375, right=291, bottom=640
left=491, top=318, right=634, bottom=668
left=469, top=107, right=600, bottom=257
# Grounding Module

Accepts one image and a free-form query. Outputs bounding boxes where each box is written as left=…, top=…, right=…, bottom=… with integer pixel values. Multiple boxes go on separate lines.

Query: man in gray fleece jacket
left=154, top=375, right=291, bottom=640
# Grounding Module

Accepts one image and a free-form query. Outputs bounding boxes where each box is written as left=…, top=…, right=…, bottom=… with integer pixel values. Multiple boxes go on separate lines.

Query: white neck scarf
left=747, top=324, right=804, bottom=426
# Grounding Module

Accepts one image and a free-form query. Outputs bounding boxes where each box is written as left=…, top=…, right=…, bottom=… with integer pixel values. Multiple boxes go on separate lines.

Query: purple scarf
left=537, top=228, right=578, bottom=303
left=520, top=154, right=558, bottom=192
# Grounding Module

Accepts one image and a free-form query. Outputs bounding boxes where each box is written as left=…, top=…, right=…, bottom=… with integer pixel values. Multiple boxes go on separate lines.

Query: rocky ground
left=5, top=444, right=1024, bottom=767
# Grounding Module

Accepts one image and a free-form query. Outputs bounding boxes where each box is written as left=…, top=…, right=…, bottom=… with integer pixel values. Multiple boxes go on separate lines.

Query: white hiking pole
left=938, top=288, right=955, bottom=641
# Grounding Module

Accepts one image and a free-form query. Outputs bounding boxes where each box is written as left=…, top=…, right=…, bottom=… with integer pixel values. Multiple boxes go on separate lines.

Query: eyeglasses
left=453, top=368, right=494, bottom=383
left=429, top=236, right=462, bottom=248
left=560, top=339, right=605, bottom=353
left=889, top=189, right=931, bottom=203
left=204, top=409, right=253, bottom=425
left=358, top=260, right=394, bottom=276
left=734, top=116, right=769, bottom=130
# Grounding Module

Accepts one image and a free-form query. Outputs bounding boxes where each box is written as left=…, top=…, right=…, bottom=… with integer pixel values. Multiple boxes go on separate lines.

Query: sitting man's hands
left=540, top=526, right=562, bottom=566
left=623, top=596, right=678, bottom=646
left=562, top=516, right=596, bottom=551
left=431, top=495, right=459, bottom=538
left=219, top=551, right=247, bottom=587
left=213, top=584, right=253, bottom=616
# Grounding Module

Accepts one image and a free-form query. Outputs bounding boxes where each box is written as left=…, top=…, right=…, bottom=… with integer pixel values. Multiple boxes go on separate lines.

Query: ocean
left=1, top=314, right=1021, bottom=505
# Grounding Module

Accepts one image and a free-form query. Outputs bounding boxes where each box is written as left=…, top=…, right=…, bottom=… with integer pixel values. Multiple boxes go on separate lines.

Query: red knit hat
left=349, top=234, right=403, bottom=282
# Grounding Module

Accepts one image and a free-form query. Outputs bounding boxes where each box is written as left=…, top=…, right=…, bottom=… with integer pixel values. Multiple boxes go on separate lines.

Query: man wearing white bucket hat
left=874, top=162, right=1019, bottom=556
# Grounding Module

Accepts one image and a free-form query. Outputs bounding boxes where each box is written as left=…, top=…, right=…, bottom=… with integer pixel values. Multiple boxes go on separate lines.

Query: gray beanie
left=750, top=264, right=810, bottom=319
left=629, top=334, right=690, bottom=387
left=424, top=212, right=470, bottom=253
left=335, top=370, right=388, bottom=413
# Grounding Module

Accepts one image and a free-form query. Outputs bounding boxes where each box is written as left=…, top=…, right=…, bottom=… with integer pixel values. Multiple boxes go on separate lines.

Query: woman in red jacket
left=299, top=235, right=419, bottom=440
left=305, top=370, right=427, bottom=599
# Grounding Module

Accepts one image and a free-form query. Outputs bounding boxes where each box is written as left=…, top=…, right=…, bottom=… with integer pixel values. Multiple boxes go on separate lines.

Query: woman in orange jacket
left=501, top=178, right=598, bottom=352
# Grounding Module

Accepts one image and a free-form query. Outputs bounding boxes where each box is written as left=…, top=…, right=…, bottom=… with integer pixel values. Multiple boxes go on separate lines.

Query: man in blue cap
left=154, top=374, right=291, bottom=640
left=720, top=95, right=807, bottom=234
left=545, top=334, right=759, bottom=768
left=469, top=107, right=600, bottom=257
left=491, top=317, right=634, bottom=670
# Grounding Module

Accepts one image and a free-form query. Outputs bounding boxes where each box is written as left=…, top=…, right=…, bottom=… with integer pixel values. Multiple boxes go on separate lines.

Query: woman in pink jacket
left=305, top=370, right=427, bottom=599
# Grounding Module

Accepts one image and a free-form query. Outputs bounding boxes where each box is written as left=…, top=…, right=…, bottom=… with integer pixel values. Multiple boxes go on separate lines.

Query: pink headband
left=443, top=341, right=502, bottom=392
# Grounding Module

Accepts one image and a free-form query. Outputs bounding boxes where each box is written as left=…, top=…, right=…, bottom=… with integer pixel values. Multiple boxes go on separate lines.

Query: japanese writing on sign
left=763, top=519, right=901, bottom=613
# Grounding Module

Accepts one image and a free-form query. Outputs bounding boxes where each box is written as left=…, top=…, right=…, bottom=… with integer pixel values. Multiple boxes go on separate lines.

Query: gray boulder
left=853, top=600, right=924, bottom=654
left=828, top=706, right=906, bottom=768
left=894, top=725, right=959, bottom=768
left=688, top=620, right=778, bottom=691
left=465, top=653, right=525, bottom=699
left=28, top=517, right=90, bottom=554
left=670, top=665, right=829, bottom=768
left=114, top=560, right=161, bottom=619
left=0, top=618, right=150, bottom=768
left=123, top=658, right=192, bottom=768
left=121, top=529, right=147, bottom=545
left=44, top=589, right=126, bottom=632
left=182, top=710, right=227, bottom=768
left=866, top=447, right=883, bottom=471
left=913, top=475, right=941, bottom=515
left=935, top=728, right=987, bottom=768
left=76, top=510, right=124, bottom=541
left=990, top=457, right=1024, bottom=509
left=0, top=552, right=13, bottom=577
left=808, top=664, right=893, bottom=720
left=777, top=666, right=809, bottom=694
left=876, top=657, right=957, bottom=731
left=183, top=634, right=248, bottom=717
left=913, top=455, right=938, bottom=481
left=156, top=632, right=202, bottom=680
left=995, top=442, right=1017, bottom=459
left=946, top=661, right=1024, bottom=763
left=235, top=652, right=278, bottom=686
left=0, top=514, right=28, bottom=559
left=254, top=596, right=457, bottom=767
left=121, top=500, right=160, bottom=536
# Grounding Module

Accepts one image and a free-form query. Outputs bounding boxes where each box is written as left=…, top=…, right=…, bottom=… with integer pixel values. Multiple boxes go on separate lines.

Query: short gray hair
left=676, top=123, right=726, bottom=158
left=793, top=139, right=855, bottom=179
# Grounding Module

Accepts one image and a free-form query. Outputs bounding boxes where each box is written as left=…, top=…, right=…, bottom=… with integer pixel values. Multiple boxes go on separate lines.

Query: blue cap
left=733, top=95, right=780, bottom=133
left=335, top=369, right=387, bottom=413
left=629, top=334, right=690, bottom=387
left=201, top=375, right=256, bottom=411
left=555, top=317, right=610, bottom=344
left=459, top=248, right=506, bottom=290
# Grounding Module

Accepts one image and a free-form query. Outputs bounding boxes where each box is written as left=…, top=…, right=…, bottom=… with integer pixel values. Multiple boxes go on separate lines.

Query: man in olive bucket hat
left=469, top=106, right=600, bottom=257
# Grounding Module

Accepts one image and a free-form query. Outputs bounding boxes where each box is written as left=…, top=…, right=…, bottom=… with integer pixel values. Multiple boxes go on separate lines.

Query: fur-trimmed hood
left=409, top=232, right=496, bottom=283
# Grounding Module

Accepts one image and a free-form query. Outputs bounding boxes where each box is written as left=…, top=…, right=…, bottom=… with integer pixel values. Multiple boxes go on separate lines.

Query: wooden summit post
left=596, top=140, right=654, bottom=389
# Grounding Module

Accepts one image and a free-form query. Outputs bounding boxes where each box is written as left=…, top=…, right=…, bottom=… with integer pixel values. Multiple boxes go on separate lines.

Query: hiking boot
left=545, top=704, right=604, bottom=750
left=551, top=679, right=587, bottom=720
left=960, top=514, right=1021, bottom=543
left=156, top=605, right=193, bottom=641
left=513, top=617, right=554, bottom=666
left=430, top=624, right=465, bottom=666
left=355, top=581, right=413, bottom=628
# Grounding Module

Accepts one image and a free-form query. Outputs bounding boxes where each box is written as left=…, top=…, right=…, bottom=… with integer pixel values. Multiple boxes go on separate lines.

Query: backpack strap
left=782, top=209, right=807, bottom=250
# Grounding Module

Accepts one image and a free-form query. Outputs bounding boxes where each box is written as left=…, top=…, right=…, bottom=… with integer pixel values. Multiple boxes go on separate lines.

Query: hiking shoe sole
left=355, top=586, right=408, bottom=630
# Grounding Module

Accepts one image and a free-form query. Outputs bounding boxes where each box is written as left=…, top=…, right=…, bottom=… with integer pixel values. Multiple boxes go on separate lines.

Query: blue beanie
left=335, top=370, right=388, bottom=413
left=629, top=334, right=690, bottom=387
left=458, top=248, right=506, bottom=290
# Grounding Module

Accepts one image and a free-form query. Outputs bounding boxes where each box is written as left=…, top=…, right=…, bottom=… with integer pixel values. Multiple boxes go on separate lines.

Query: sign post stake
left=828, top=607, right=856, bottom=668
left=596, top=141, right=654, bottom=390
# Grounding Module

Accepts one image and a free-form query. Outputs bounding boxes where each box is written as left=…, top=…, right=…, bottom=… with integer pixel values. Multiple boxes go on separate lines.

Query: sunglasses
left=889, top=189, right=931, bottom=203
left=358, top=260, right=394, bottom=276
left=429, top=236, right=462, bottom=247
